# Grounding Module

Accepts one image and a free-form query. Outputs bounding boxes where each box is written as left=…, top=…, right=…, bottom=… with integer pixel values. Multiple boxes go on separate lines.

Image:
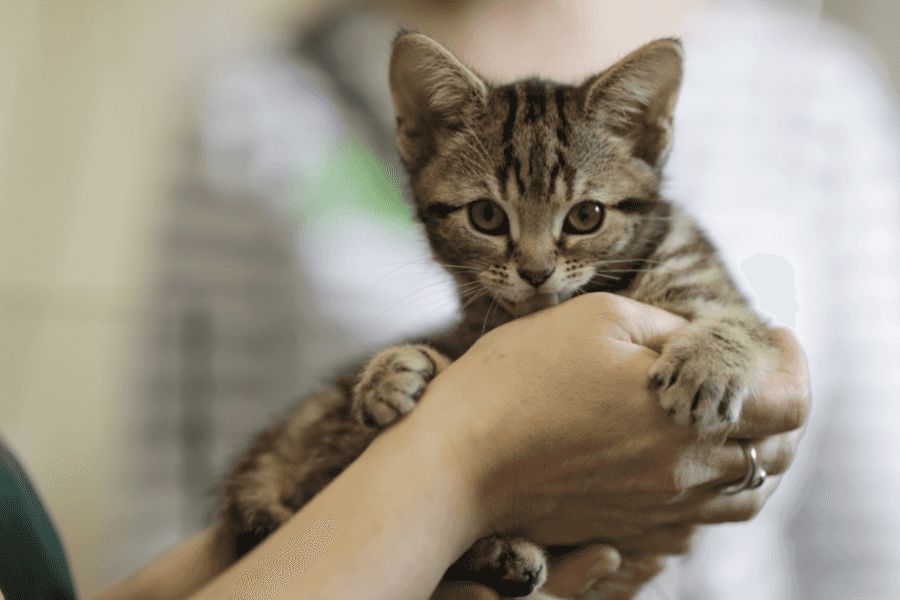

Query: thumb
left=543, top=545, right=622, bottom=597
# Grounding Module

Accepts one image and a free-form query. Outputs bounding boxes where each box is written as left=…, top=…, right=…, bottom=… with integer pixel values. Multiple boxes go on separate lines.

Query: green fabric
left=293, top=139, right=415, bottom=231
left=0, top=437, right=78, bottom=600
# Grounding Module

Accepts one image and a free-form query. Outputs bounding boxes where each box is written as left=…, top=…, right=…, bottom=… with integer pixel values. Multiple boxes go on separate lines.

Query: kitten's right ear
left=581, top=38, right=683, bottom=171
left=389, top=31, right=488, bottom=171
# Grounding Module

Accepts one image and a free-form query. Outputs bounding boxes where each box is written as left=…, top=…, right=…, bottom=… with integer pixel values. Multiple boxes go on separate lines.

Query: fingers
left=578, top=555, right=666, bottom=600
left=543, top=545, right=622, bottom=598
left=612, top=524, right=698, bottom=555
left=706, top=433, right=798, bottom=490
left=432, top=545, right=625, bottom=600
left=734, top=327, right=811, bottom=438
left=693, top=475, right=780, bottom=524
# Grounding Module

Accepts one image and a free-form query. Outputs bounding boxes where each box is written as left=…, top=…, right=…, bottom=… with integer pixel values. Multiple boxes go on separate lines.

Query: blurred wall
left=0, top=0, right=319, bottom=596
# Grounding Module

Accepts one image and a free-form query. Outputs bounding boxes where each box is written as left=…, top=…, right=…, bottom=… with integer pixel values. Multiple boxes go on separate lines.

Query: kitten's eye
left=564, top=201, right=604, bottom=234
left=468, top=199, right=509, bottom=235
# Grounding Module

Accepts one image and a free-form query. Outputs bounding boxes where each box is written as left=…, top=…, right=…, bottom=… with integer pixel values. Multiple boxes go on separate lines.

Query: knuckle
left=783, top=395, right=810, bottom=430
left=772, top=438, right=794, bottom=474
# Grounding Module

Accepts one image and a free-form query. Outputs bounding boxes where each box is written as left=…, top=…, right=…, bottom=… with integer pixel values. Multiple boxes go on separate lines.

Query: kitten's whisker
left=368, top=266, right=454, bottom=291
left=481, top=293, right=499, bottom=337
left=598, top=258, right=666, bottom=265
left=364, top=279, right=461, bottom=328
left=391, top=294, right=464, bottom=320
left=440, top=265, right=484, bottom=272
left=591, top=272, right=620, bottom=281
left=595, top=268, right=671, bottom=274
left=456, top=279, right=485, bottom=295
left=365, top=289, right=466, bottom=335
left=367, top=257, right=453, bottom=282
left=457, top=290, right=487, bottom=307
left=370, top=257, right=437, bottom=268
left=454, top=281, right=487, bottom=296
left=460, top=288, right=490, bottom=313
left=364, top=260, right=481, bottom=294
left=455, top=277, right=486, bottom=287
left=458, top=281, right=488, bottom=302
left=459, top=290, right=487, bottom=311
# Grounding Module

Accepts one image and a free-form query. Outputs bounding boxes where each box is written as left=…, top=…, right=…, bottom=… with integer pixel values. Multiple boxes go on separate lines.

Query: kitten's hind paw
left=447, top=536, right=548, bottom=599
left=352, top=344, right=450, bottom=428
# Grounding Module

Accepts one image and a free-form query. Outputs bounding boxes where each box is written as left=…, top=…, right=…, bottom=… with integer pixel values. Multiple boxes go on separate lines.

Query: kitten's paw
left=650, top=326, right=760, bottom=429
left=228, top=502, right=294, bottom=557
left=353, top=344, right=449, bottom=428
left=450, top=536, right=548, bottom=599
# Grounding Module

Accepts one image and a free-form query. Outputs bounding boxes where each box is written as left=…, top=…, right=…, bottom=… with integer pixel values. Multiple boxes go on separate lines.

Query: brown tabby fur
left=220, top=32, right=777, bottom=599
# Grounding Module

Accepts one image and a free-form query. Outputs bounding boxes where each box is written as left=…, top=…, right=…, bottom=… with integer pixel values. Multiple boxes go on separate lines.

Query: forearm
left=89, top=527, right=229, bottom=600
left=187, top=408, right=486, bottom=600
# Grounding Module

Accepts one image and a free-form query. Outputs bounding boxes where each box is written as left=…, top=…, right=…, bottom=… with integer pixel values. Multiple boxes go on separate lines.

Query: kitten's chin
left=503, top=293, right=559, bottom=318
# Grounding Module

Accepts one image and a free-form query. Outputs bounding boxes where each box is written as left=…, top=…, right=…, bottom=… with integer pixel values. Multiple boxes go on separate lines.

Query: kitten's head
left=389, top=32, right=682, bottom=319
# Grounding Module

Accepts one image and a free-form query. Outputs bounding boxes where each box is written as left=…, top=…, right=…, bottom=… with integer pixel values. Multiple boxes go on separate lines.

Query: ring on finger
left=721, top=444, right=766, bottom=495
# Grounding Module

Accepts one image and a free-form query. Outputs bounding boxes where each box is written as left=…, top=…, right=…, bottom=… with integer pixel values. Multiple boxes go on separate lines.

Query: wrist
left=387, top=389, right=495, bottom=547
left=408, top=356, right=522, bottom=539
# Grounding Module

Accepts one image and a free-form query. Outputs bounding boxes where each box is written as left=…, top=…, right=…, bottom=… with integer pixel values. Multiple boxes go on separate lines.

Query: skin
left=91, top=294, right=809, bottom=600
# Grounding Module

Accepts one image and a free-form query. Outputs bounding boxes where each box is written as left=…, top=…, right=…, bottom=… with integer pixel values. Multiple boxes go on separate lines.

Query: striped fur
left=220, top=33, right=776, bottom=599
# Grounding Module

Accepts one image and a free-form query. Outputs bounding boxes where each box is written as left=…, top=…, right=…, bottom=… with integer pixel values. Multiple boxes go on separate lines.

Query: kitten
left=221, top=32, right=777, bottom=599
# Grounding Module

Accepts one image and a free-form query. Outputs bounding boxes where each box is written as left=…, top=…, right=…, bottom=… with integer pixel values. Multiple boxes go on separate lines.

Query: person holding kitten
left=90, top=0, right=900, bottom=598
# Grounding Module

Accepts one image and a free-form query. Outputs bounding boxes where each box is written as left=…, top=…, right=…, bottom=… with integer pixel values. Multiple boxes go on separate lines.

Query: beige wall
left=0, top=0, right=318, bottom=595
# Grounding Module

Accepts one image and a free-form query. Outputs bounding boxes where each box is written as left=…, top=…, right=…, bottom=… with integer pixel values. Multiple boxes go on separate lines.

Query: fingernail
left=581, top=578, right=598, bottom=594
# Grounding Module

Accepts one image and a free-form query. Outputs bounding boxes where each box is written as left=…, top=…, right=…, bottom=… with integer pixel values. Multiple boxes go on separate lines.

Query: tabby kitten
left=221, top=32, right=777, bottom=599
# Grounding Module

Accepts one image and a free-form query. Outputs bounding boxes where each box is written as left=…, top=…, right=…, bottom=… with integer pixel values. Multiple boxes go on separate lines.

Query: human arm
left=92, top=293, right=808, bottom=600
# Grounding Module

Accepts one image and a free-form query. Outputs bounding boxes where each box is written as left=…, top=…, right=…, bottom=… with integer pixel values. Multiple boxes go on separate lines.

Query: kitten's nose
left=517, top=265, right=555, bottom=287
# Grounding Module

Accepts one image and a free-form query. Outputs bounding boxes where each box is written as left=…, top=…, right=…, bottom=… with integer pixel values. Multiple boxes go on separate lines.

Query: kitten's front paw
left=353, top=344, right=448, bottom=428
left=650, top=326, right=761, bottom=429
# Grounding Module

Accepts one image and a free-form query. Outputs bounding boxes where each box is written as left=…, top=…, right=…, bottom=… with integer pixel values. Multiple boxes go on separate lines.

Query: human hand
left=428, top=544, right=668, bottom=600
left=416, top=293, right=809, bottom=549
left=429, top=544, right=623, bottom=600
left=571, top=326, right=809, bottom=560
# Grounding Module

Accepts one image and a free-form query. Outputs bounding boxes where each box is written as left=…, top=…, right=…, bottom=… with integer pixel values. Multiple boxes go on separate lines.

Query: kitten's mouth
left=501, top=293, right=559, bottom=318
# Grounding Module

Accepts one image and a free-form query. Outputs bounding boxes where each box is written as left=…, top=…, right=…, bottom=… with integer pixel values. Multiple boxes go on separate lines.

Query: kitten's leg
left=446, top=536, right=549, bottom=599
left=650, top=304, right=778, bottom=430
left=223, top=384, right=376, bottom=558
left=352, top=344, right=452, bottom=427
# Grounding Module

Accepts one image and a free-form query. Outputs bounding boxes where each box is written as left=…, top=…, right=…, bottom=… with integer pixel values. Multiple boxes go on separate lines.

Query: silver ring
left=721, top=444, right=765, bottom=495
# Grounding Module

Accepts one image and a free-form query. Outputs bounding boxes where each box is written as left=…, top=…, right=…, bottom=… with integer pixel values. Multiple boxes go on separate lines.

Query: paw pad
left=353, top=346, right=437, bottom=427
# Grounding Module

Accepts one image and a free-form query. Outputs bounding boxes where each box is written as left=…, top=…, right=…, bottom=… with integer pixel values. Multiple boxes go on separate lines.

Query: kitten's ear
left=389, top=31, right=488, bottom=170
left=582, top=38, right=683, bottom=171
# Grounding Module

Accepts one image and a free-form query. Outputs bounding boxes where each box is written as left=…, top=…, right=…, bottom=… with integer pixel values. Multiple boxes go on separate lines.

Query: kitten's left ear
left=389, top=31, right=488, bottom=172
left=582, top=38, right=683, bottom=171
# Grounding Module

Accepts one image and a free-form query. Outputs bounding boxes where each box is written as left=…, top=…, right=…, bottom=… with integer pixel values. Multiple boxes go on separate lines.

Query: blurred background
left=1, top=0, right=899, bottom=597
